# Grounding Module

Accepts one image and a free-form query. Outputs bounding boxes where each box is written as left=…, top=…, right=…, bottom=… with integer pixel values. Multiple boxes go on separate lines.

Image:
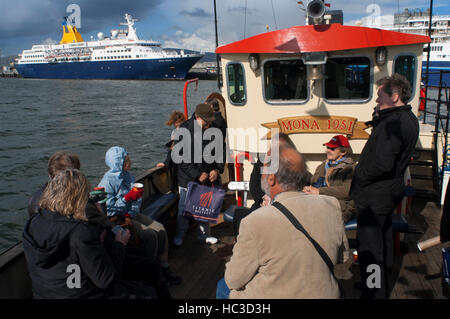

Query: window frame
left=322, top=54, right=373, bottom=105
left=392, top=53, right=417, bottom=103
left=261, top=57, right=310, bottom=105
left=226, top=61, right=247, bottom=106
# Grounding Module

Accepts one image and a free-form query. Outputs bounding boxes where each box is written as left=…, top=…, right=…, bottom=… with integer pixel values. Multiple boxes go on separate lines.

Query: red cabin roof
left=216, top=24, right=430, bottom=54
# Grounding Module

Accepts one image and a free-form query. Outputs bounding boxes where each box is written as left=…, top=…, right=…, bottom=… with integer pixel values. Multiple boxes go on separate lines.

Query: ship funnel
left=307, top=0, right=326, bottom=20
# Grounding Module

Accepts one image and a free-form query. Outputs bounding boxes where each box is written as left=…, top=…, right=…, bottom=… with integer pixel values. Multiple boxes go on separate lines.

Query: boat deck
left=166, top=196, right=449, bottom=299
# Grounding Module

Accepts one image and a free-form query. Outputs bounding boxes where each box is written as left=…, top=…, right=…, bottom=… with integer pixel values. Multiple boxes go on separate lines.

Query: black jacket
left=350, top=105, right=419, bottom=213
left=249, top=159, right=265, bottom=210
left=28, top=184, right=46, bottom=217
left=23, top=209, right=126, bottom=299
left=174, top=114, right=225, bottom=188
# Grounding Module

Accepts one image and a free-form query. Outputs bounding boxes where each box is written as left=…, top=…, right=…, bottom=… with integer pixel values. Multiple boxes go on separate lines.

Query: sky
left=0, top=0, right=449, bottom=56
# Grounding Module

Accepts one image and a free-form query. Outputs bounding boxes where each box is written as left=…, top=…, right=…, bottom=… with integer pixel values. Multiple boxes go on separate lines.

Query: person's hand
left=302, top=186, right=311, bottom=193
left=156, top=162, right=165, bottom=168
left=123, top=215, right=133, bottom=228
left=209, top=170, right=219, bottom=183
left=114, top=228, right=130, bottom=246
left=261, top=194, right=271, bottom=206
left=304, top=186, right=319, bottom=195
left=124, top=188, right=143, bottom=202
left=199, top=172, right=209, bottom=183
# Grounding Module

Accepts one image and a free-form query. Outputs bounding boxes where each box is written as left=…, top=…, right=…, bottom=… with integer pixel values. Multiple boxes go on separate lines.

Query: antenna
left=244, top=0, right=247, bottom=39
left=270, top=0, right=278, bottom=30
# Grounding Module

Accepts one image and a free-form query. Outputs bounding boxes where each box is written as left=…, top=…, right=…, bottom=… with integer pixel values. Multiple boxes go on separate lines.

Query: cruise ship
left=15, top=14, right=203, bottom=80
left=378, top=8, right=450, bottom=86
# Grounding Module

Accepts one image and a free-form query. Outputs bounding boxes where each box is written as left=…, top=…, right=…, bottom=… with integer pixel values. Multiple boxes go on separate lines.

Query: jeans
left=175, top=186, right=211, bottom=242
left=216, top=278, right=230, bottom=299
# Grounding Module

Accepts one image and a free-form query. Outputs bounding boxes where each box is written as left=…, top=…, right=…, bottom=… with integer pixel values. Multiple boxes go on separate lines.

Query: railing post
left=234, top=152, right=253, bottom=207
left=183, top=78, right=199, bottom=120
left=437, top=70, right=444, bottom=203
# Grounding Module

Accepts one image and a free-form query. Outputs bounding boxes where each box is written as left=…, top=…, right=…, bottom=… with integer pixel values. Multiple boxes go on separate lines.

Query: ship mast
left=121, top=13, right=139, bottom=41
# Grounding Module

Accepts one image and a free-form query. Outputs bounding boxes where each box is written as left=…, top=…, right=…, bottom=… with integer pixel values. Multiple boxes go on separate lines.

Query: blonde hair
left=39, top=169, right=90, bottom=221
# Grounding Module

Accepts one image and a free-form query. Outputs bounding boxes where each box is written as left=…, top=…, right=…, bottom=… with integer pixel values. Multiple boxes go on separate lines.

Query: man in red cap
left=350, top=74, right=419, bottom=299
left=304, top=135, right=355, bottom=223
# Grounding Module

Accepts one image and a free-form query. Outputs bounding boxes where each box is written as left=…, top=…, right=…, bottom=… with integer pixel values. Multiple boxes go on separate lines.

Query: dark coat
left=249, top=159, right=265, bottom=210
left=23, top=209, right=126, bottom=299
left=175, top=114, right=225, bottom=188
left=28, top=184, right=46, bottom=217
left=213, top=111, right=227, bottom=141
left=350, top=105, right=419, bottom=214
left=311, top=157, right=356, bottom=222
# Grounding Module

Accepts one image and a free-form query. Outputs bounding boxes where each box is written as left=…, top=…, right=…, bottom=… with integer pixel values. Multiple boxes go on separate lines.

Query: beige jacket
left=225, top=191, right=347, bottom=299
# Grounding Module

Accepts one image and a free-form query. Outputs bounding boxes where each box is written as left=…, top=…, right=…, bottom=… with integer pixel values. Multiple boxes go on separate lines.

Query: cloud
left=179, top=8, right=211, bottom=18
left=0, top=0, right=163, bottom=40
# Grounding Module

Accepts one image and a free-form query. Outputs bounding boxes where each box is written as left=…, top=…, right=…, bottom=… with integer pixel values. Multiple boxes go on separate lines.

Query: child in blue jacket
left=98, top=146, right=181, bottom=286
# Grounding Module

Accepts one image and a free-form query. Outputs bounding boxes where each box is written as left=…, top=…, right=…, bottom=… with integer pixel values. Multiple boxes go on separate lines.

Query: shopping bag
left=182, top=182, right=225, bottom=224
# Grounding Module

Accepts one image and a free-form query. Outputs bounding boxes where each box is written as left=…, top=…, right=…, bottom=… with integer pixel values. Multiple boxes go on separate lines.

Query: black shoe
left=162, top=267, right=182, bottom=286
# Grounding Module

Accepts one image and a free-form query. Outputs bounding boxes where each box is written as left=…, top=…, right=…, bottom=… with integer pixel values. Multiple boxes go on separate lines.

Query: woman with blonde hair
left=23, top=168, right=156, bottom=299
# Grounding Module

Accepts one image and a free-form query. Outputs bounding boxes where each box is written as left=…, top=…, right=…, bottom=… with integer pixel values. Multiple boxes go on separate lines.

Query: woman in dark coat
left=23, top=169, right=156, bottom=299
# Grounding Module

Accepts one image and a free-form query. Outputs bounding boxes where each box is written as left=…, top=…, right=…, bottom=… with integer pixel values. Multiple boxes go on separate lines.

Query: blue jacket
left=97, top=146, right=141, bottom=217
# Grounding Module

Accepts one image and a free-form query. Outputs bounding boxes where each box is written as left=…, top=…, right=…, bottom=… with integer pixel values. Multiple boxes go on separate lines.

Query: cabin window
left=226, top=62, right=246, bottom=105
left=324, top=57, right=371, bottom=101
left=263, top=59, right=307, bottom=102
left=394, top=55, right=416, bottom=90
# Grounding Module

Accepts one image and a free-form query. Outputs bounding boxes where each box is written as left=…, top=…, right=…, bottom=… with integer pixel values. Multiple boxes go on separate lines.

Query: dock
left=167, top=195, right=449, bottom=299
left=187, top=62, right=218, bottom=80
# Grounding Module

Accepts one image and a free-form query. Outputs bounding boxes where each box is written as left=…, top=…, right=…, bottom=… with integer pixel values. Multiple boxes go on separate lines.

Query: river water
left=0, top=78, right=218, bottom=253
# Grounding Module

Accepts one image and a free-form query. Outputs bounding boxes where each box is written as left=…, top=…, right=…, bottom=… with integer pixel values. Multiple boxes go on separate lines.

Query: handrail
left=183, top=78, right=199, bottom=120
left=234, top=151, right=253, bottom=206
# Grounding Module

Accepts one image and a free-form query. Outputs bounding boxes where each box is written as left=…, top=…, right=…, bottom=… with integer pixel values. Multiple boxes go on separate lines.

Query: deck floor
left=166, top=196, right=449, bottom=299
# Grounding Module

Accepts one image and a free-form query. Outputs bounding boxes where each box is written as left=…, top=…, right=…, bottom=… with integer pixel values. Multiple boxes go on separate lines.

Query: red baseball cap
left=324, top=135, right=350, bottom=148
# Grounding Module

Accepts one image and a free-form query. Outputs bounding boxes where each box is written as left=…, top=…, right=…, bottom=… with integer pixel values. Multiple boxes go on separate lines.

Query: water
left=0, top=78, right=218, bottom=253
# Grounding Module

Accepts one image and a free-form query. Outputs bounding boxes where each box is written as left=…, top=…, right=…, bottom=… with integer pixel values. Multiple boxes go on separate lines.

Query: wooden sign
left=262, top=115, right=369, bottom=139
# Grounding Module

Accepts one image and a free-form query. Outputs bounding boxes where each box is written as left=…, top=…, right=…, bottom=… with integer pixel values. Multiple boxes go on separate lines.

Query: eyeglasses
left=326, top=146, right=337, bottom=151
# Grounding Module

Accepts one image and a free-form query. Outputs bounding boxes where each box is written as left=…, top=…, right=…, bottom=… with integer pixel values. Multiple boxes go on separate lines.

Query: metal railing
left=421, top=70, right=450, bottom=202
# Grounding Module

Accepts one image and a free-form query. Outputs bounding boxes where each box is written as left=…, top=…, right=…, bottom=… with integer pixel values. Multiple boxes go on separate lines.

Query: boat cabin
left=216, top=22, right=430, bottom=178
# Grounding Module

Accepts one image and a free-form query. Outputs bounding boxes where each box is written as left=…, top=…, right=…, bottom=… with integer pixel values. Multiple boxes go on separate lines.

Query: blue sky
left=0, top=0, right=449, bottom=56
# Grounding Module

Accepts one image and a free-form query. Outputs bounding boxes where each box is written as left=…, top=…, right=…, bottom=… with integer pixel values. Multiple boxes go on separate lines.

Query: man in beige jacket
left=217, top=145, right=347, bottom=299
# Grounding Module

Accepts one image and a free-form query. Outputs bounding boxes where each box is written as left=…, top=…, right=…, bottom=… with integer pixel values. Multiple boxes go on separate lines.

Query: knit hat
left=195, top=103, right=216, bottom=122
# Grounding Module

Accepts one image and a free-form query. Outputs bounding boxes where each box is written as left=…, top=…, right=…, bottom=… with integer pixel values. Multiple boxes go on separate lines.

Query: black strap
left=272, top=201, right=344, bottom=298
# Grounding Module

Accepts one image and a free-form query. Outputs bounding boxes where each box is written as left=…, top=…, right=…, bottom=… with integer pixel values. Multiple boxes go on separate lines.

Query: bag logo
left=199, top=191, right=213, bottom=208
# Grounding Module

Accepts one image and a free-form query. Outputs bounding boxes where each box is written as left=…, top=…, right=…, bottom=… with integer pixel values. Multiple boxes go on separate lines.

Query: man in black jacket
left=172, top=103, right=225, bottom=246
left=350, top=74, right=419, bottom=299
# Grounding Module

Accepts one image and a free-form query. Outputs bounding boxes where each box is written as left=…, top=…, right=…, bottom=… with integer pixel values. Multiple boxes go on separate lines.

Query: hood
left=105, top=146, right=127, bottom=173
left=98, top=146, right=133, bottom=193
left=23, top=210, right=79, bottom=268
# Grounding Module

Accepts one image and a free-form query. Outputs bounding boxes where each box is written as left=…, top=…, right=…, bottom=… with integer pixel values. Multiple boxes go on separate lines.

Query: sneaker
left=205, top=237, right=218, bottom=245
left=162, top=266, right=182, bottom=286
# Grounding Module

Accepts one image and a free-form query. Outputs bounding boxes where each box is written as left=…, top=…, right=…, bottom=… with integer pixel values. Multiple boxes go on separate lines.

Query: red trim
left=216, top=24, right=430, bottom=54
left=183, top=78, right=199, bottom=120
